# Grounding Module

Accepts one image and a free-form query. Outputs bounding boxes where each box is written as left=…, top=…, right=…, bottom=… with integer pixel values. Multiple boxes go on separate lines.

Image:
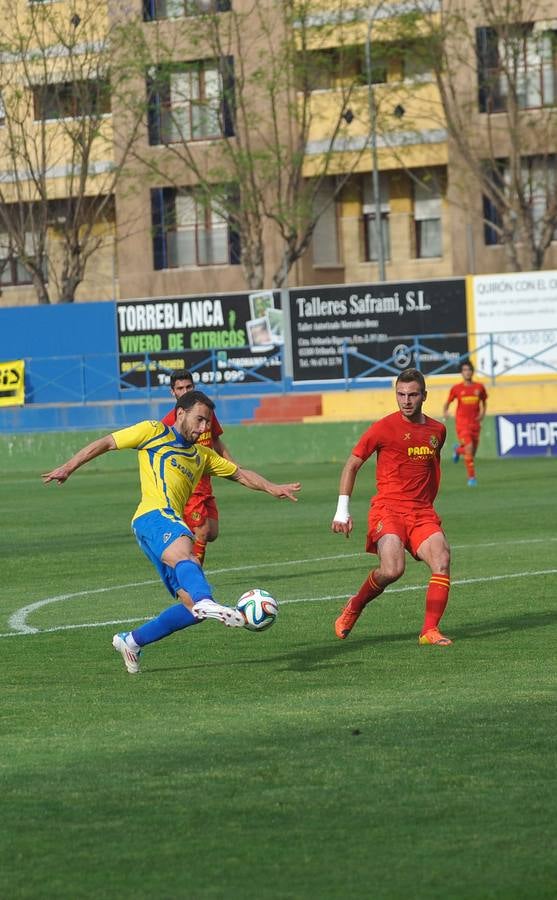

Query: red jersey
left=352, top=411, right=446, bottom=509
left=161, top=408, right=223, bottom=497
left=446, top=381, right=487, bottom=428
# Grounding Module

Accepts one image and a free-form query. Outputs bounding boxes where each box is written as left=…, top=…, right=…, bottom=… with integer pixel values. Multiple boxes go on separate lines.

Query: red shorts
left=183, top=493, right=219, bottom=531
left=366, top=502, right=443, bottom=559
left=456, top=423, right=481, bottom=451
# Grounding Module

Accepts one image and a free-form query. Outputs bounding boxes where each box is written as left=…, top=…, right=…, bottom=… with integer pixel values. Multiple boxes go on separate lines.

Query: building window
left=151, top=187, right=240, bottom=269
left=413, top=173, right=442, bottom=258
left=363, top=174, right=390, bottom=262
left=312, top=178, right=341, bottom=266
left=402, top=40, right=433, bottom=80
left=147, top=59, right=234, bottom=144
left=302, top=45, right=387, bottom=91
left=483, top=155, right=557, bottom=245
left=33, top=80, right=111, bottom=120
left=0, top=233, right=46, bottom=286
left=477, top=24, right=557, bottom=112
left=143, top=0, right=231, bottom=21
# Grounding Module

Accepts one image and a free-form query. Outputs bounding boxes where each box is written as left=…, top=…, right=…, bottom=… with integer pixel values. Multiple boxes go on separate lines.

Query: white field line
left=5, top=535, right=557, bottom=636
left=1, top=567, right=556, bottom=639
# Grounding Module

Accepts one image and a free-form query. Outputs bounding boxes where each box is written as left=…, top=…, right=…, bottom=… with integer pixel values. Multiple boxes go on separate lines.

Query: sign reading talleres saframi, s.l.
left=289, top=279, right=467, bottom=382
left=116, top=291, right=283, bottom=388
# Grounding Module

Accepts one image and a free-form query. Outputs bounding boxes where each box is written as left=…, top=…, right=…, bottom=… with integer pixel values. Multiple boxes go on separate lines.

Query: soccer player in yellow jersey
left=42, top=390, right=301, bottom=674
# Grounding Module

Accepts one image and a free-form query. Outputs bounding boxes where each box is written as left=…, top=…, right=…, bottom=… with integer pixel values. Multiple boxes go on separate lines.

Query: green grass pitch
left=0, top=421, right=556, bottom=899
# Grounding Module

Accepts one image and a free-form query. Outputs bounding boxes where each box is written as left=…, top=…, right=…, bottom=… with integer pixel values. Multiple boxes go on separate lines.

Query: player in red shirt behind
left=331, top=368, right=452, bottom=647
left=443, top=360, right=487, bottom=487
left=161, top=369, right=234, bottom=564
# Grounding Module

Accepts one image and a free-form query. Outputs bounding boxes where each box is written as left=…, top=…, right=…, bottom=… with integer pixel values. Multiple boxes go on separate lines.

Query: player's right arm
left=42, top=434, right=117, bottom=484
left=42, top=421, right=162, bottom=485
left=442, top=387, right=456, bottom=419
left=331, top=454, right=365, bottom=538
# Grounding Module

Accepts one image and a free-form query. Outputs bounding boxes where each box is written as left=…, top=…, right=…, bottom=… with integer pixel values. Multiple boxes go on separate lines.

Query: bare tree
left=392, top=0, right=557, bottom=271
left=114, top=0, right=382, bottom=289
left=0, top=0, right=142, bottom=303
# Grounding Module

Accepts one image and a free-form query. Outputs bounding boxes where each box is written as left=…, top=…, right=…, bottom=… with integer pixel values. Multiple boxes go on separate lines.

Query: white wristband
left=334, top=494, right=350, bottom=523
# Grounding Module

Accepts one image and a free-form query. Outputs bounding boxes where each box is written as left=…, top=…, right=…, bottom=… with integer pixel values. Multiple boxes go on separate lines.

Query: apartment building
left=1, top=0, right=556, bottom=306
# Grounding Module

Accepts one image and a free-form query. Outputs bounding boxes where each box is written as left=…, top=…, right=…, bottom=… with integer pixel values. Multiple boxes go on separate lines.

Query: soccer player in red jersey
left=331, top=368, right=452, bottom=646
left=161, top=369, right=233, bottom=564
left=443, top=360, right=487, bottom=487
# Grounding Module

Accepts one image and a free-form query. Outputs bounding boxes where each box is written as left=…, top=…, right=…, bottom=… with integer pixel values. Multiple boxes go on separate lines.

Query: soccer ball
left=236, top=588, right=278, bottom=632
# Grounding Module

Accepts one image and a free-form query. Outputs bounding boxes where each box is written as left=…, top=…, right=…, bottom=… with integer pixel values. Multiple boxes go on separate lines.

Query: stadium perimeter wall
left=304, top=380, right=557, bottom=424
left=0, top=418, right=499, bottom=472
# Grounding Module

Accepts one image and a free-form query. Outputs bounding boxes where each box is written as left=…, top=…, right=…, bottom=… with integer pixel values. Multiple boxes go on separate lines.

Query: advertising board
left=116, top=291, right=283, bottom=388
left=496, top=413, right=557, bottom=457
left=289, top=279, right=467, bottom=382
left=469, top=272, right=557, bottom=377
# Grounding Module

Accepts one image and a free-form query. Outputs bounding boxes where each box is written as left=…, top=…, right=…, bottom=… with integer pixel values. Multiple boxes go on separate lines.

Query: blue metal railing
left=16, top=329, right=557, bottom=406
left=22, top=346, right=288, bottom=405
left=340, top=330, right=557, bottom=388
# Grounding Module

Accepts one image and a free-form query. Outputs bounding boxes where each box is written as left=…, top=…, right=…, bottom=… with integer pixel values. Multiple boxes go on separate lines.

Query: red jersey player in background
left=442, top=360, right=487, bottom=487
left=331, top=368, right=452, bottom=647
left=161, top=368, right=234, bottom=564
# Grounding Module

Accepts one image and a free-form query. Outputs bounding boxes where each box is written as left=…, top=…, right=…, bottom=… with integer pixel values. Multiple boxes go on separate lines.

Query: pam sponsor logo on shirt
left=407, top=445, right=436, bottom=457
left=496, top=414, right=557, bottom=457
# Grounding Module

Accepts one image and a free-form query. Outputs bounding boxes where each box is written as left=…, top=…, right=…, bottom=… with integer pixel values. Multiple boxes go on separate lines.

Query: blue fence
left=15, top=329, right=557, bottom=406
left=23, top=346, right=289, bottom=406
left=341, top=330, right=557, bottom=386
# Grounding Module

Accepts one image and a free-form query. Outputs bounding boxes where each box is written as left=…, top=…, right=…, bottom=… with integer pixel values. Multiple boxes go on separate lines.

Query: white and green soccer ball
left=236, top=588, right=278, bottom=632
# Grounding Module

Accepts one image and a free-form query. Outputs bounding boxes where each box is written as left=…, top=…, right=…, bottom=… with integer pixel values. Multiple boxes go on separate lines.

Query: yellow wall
left=304, top=380, right=557, bottom=423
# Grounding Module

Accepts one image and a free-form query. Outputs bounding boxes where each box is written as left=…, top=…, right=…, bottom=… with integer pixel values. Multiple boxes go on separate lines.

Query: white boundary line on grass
left=2, top=563, right=556, bottom=639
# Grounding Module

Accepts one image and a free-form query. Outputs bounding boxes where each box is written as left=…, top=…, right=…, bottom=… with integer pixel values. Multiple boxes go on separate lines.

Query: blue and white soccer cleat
left=452, top=443, right=460, bottom=463
left=192, top=599, right=245, bottom=628
left=467, top=477, right=477, bottom=487
left=112, top=632, right=141, bottom=674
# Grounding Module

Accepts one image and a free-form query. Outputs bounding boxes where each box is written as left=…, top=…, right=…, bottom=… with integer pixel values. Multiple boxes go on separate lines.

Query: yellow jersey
left=111, top=420, right=238, bottom=522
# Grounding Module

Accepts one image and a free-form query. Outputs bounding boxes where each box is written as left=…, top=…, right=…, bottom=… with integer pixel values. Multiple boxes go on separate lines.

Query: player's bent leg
left=416, top=531, right=452, bottom=646
left=172, top=558, right=245, bottom=628
left=335, top=535, right=404, bottom=640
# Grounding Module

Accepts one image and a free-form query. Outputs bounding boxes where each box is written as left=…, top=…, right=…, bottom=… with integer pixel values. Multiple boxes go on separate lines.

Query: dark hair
left=460, top=359, right=474, bottom=372
left=170, top=369, right=194, bottom=389
left=396, top=368, right=426, bottom=392
left=175, top=390, right=215, bottom=413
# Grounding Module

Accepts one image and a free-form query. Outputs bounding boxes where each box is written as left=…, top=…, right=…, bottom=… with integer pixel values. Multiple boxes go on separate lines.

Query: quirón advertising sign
left=116, top=291, right=284, bottom=388
left=289, top=279, right=468, bottom=382
left=469, top=272, right=557, bottom=377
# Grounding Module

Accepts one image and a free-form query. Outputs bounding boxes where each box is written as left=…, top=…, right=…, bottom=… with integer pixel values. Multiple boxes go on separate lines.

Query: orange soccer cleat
left=334, top=599, right=361, bottom=640
left=418, top=627, right=453, bottom=646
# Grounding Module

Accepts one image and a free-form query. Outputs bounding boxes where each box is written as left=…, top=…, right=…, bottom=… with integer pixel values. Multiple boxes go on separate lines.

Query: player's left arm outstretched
left=228, top=466, right=301, bottom=502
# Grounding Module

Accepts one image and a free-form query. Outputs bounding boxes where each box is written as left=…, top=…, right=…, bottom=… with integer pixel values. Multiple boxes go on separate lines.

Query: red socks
left=463, top=452, right=475, bottom=478
left=193, top=539, right=207, bottom=566
left=350, top=571, right=384, bottom=613
left=422, top=573, right=450, bottom=633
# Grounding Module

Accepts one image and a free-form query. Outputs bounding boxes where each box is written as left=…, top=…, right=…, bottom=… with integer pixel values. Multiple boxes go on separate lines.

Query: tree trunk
left=31, top=272, right=51, bottom=305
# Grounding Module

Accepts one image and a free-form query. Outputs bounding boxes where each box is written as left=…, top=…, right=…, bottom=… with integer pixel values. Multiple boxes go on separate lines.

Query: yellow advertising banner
left=0, top=359, right=25, bottom=407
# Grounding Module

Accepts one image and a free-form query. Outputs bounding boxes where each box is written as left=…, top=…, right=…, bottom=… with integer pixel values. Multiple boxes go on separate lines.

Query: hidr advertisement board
left=117, top=291, right=283, bottom=388
left=496, top=413, right=557, bottom=457
left=289, top=279, right=468, bottom=382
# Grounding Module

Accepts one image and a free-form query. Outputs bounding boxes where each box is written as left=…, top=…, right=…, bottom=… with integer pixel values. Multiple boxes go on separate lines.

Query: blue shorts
left=132, top=509, right=194, bottom=597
